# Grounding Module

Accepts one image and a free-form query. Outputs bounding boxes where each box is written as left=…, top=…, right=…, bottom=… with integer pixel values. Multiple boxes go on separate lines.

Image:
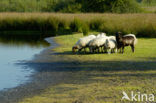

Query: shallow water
left=0, top=36, right=49, bottom=91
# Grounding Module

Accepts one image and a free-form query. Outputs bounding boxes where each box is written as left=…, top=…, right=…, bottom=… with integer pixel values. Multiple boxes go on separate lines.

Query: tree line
left=0, top=0, right=155, bottom=13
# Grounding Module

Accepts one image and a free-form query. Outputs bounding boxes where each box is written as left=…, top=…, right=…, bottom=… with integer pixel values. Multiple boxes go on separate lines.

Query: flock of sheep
left=72, top=32, right=137, bottom=54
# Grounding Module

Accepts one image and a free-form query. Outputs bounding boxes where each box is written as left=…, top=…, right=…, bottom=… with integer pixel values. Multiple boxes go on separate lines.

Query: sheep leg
left=103, top=46, right=105, bottom=53
left=95, top=47, right=98, bottom=53
left=84, top=48, right=86, bottom=54
left=103, top=46, right=107, bottom=53
left=118, top=47, right=122, bottom=53
left=120, top=48, right=122, bottom=53
left=131, top=45, right=135, bottom=53
left=93, top=48, right=95, bottom=53
left=78, top=48, right=82, bottom=53
left=98, top=48, right=100, bottom=53
left=101, top=46, right=104, bottom=53
left=89, top=47, right=91, bottom=53
left=115, top=48, right=117, bottom=53
left=89, top=47, right=93, bottom=53
left=107, top=49, right=111, bottom=54
left=100, top=47, right=102, bottom=53
left=122, top=46, right=124, bottom=54
left=111, top=49, right=114, bottom=53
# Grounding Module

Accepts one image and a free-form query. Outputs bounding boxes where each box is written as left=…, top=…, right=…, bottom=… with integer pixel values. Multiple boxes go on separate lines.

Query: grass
left=0, top=13, right=156, bottom=37
left=142, top=6, right=156, bottom=13
left=19, top=33, right=156, bottom=103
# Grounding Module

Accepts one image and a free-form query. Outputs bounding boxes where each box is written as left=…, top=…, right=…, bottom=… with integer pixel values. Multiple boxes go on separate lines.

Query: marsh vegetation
left=0, top=13, right=156, bottom=38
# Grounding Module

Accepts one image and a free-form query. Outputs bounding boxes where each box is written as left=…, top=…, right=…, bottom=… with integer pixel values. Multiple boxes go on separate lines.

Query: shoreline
left=0, top=37, right=71, bottom=103
left=1, top=34, right=156, bottom=103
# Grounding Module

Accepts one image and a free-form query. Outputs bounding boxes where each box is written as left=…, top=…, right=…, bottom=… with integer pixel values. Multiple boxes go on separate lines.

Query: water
left=0, top=35, right=49, bottom=91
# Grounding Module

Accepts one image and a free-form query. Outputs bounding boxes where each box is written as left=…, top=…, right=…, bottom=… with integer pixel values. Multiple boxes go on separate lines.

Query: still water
left=0, top=35, right=49, bottom=91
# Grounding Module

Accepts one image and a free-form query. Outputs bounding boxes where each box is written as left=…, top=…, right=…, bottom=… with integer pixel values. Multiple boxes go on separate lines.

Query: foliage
left=0, top=0, right=58, bottom=12
left=0, top=13, right=156, bottom=37
left=111, top=0, right=142, bottom=13
left=82, top=0, right=141, bottom=13
left=54, top=0, right=82, bottom=13
left=82, top=23, right=89, bottom=36
left=0, top=0, right=144, bottom=13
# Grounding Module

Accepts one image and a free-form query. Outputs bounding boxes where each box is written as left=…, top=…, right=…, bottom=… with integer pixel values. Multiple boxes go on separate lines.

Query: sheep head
left=72, top=46, right=78, bottom=53
left=116, top=32, right=123, bottom=42
left=105, top=39, right=110, bottom=49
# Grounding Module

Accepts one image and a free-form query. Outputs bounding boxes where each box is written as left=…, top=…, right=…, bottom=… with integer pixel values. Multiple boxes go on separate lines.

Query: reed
left=0, top=13, right=156, bottom=37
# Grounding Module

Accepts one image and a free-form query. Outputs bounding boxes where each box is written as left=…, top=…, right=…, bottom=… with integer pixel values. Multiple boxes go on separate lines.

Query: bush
left=111, top=0, right=142, bottom=13
left=82, top=23, right=89, bottom=36
left=82, top=0, right=141, bottom=13
left=0, top=0, right=143, bottom=13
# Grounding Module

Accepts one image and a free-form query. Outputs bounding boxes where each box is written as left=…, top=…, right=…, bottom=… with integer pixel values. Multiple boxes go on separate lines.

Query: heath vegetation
left=0, top=13, right=156, bottom=37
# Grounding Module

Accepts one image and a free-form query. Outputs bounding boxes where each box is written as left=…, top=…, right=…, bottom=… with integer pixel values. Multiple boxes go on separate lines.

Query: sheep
left=116, top=32, right=137, bottom=53
left=96, top=33, right=106, bottom=38
left=104, top=37, right=117, bottom=54
left=72, top=35, right=96, bottom=53
left=88, top=35, right=116, bottom=53
left=123, top=34, right=137, bottom=45
left=88, top=36, right=107, bottom=53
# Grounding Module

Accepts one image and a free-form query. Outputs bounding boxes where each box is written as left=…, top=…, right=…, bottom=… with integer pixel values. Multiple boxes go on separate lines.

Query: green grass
left=19, top=33, right=156, bottom=103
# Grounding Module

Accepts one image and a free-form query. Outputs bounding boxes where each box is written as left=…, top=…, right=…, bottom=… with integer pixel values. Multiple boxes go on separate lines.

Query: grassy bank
left=19, top=33, right=156, bottom=103
left=0, top=13, right=156, bottom=37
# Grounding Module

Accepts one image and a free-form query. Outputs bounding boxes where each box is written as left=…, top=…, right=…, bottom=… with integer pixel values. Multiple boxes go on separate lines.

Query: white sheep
left=107, top=36, right=116, bottom=41
left=105, top=37, right=117, bottom=54
left=89, top=36, right=107, bottom=53
left=88, top=35, right=116, bottom=53
left=96, top=33, right=106, bottom=38
left=72, top=35, right=96, bottom=53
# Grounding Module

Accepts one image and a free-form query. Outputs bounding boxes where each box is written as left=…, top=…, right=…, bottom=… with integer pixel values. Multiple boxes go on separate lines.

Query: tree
left=81, top=0, right=141, bottom=13
left=111, top=0, right=141, bottom=13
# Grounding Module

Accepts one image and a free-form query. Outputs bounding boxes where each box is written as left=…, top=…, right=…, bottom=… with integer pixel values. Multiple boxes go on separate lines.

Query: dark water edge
left=0, top=29, right=72, bottom=37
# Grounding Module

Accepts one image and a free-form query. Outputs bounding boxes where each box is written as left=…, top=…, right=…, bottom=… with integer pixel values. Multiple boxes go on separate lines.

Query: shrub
left=111, top=0, right=142, bottom=13
left=82, top=0, right=141, bottom=13
left=82, top=23, right=89, bottom=36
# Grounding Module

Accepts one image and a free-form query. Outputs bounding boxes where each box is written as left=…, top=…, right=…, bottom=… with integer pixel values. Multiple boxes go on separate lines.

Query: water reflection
left=0, top=34, right=49, bottom=91
left=0, top=34, right=50, bottom=47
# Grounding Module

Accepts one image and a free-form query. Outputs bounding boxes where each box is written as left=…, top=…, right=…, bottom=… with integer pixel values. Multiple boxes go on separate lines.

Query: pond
left=0, top=35, right=49, bottom=91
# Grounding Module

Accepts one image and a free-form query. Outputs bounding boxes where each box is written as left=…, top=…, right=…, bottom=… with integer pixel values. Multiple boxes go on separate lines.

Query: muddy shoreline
left=0, top=37, right=72, bottom=103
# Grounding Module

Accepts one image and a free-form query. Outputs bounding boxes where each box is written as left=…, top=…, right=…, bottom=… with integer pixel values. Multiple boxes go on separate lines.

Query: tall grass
left=0, top=13, right=156, bottom=37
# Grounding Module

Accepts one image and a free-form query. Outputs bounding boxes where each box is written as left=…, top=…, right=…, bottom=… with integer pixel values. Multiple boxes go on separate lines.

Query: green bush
left=0, top=0, right=143, bottom=13
left=111, top=0, right=142, bottom=13
left=82, top=23, right=89, bottom=36
left=82, top=0, right=141, bottom=13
